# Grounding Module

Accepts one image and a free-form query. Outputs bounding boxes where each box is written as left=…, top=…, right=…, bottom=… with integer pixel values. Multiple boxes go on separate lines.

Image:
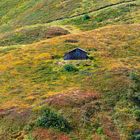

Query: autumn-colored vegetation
left=0, top=0, right=140, bottom=139
left=0, top=24, right=140, bottom=139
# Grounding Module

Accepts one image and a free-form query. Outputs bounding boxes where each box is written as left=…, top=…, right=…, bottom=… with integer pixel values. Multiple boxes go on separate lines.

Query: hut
left=64, top=48, right=88, bottom=60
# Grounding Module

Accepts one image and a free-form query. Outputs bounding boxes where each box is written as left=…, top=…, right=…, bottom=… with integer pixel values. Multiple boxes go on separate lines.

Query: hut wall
left=64, top=49, right=88, bottom=60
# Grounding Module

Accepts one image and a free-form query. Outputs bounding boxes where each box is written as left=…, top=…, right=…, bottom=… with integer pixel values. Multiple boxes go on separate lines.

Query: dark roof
left=65, top=48, right=87, bottom=55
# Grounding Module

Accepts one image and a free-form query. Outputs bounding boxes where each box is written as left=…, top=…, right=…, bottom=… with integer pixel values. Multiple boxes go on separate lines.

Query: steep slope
left=0, top=24, right=140, bottom=139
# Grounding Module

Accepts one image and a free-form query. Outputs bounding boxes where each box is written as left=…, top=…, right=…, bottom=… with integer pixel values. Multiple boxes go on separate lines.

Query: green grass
left=0, top=26, right=70, bottom=46
left=0, top=0, right=139, bottom=34
left=0, top=0, right=134, bottom=27
left=63, top=1, right=140, bottom=30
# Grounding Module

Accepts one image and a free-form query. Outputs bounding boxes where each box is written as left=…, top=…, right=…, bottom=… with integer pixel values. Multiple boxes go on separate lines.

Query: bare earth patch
left=42, top=90, right=100, bottom=108
left=32, top=128, right=70, bottom=140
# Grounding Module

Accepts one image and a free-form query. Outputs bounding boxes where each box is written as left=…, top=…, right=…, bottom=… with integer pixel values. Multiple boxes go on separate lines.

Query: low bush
left=83, top=14, right=90, bottom=20
left=63, top=64, right=78, bottom=72
left=88, top=55, right=94, bottom=60
left=128, top=72, right=140, bottom=106
left=36, top=108, right=72, bottom=133
left=96, top=127, right=104, bottom=135
left=131, top=133, right=140, bottom=140
left=135, top=135, right=140, bottom=140
left=134, top=110, right=140, bottom=121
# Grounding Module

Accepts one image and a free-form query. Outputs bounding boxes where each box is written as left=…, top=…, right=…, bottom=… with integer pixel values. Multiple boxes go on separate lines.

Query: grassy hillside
left=0, top=0, right=135, bottom=26
left=0, top=0, right=139, bottom=47
left=0, top=0, right=139, bottom=32
left=0, top=0, right=140, bottom=140
left=0, top=24, right=140, bottom=139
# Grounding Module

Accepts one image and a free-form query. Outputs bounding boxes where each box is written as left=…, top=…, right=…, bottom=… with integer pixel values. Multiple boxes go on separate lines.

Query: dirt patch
left=0, top=107, right=17, bottom=118
left=46, top=27, right=70, bottom=38
left=43, top=90, right=100, bottom=108
left=32, top=128, right=70, bottom=140
left=101, top=116, right=120, bottom=140
left=92, top=134, right=102, bottom=140
left=0, top=108, right=32, bottom=140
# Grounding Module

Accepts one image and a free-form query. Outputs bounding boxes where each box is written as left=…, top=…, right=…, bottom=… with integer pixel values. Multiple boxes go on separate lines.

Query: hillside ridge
left=0, top=0, right=137, bottom=34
